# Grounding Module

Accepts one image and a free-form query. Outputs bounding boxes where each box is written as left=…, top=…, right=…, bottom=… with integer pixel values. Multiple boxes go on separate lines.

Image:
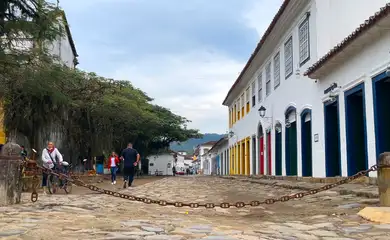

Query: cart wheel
left=47, top=175, right=59, bottom=194
left=63, top=181, right=72, bottom=194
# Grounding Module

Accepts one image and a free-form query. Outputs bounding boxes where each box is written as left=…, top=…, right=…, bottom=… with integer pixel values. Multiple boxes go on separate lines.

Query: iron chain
left=23, top=162, right=389, bottom=208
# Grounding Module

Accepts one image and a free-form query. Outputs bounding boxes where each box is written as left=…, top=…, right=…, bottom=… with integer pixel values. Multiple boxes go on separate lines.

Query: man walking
left=120, top=143, right=140, bottom=188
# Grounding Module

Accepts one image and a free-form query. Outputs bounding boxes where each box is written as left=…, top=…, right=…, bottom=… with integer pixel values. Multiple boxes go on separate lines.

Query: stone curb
left=219, top=176, right=379, bottom=199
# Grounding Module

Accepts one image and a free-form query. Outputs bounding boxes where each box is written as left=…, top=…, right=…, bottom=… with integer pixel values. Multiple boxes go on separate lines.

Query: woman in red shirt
left=107, top=152, right=120, bottom=184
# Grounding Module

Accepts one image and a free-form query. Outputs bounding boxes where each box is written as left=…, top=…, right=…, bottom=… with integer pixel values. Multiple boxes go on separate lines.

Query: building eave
left=305, top=3, right=390, bottom=79
left=59, top=11, right=79, bottom=58
left=222, top=0, right=291, bottom=106
left=209, top=135, right=228, bottom=153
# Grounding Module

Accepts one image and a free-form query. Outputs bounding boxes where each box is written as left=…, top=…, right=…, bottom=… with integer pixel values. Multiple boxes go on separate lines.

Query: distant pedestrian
left=107, top=151, right=119, bottom=185
left=120, top=143, right=140, bottom=188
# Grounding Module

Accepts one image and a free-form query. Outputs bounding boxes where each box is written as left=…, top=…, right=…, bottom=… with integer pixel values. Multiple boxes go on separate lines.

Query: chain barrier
left=23, top=162, right=389, bottom=208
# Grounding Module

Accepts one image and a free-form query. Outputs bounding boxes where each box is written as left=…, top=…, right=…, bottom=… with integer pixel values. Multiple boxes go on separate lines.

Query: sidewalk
left=220, top=175, right=379, bottom=199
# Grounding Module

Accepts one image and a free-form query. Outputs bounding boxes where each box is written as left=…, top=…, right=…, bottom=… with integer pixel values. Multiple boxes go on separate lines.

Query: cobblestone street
left=1, top=176, right=390, bottom=240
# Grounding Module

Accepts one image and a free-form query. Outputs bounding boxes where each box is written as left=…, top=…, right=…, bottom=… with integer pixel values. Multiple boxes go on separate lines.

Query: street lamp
left=258, top=106, right=266, bottom=118
left=258, top=105, right=273, bottom=130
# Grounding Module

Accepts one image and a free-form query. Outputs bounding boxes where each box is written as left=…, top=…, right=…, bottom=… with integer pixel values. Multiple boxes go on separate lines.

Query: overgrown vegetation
left=0, top=0, right=201, bottom=163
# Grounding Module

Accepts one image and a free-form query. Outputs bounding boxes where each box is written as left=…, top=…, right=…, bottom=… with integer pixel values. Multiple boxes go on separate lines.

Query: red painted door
left=259, top=136, right=264, bottom=174
left=267, top=132, right=272, bottom=175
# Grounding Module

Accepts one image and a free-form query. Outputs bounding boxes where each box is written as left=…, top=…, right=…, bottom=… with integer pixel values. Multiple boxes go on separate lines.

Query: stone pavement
left=220, top=175, right=379, bottom=198
left=0, top=176, right=390, bottom=240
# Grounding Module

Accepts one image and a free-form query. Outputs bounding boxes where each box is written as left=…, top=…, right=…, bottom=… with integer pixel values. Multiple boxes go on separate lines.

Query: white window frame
left=265, top=62, right=271, bottom=96
left=245, top=87, right=250, bottom=104
left=257, top=72, right=263, bottom=103
left=299, top=15, right=310, bottom=65
left=284, top=36, right=293, bottom=79
left=251, top=81, right=256, bottom=107
left=274, top=52, right=280, bottom=89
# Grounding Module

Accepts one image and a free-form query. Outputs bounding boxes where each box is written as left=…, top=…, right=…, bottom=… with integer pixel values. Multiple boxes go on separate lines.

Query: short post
left=0, top=142, right=23, bottom=205
left=378, top=152, right=390, bottom=207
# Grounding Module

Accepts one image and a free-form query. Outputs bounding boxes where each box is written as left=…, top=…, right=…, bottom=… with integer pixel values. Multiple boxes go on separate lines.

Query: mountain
left=170, top=133, right=225, bottom=153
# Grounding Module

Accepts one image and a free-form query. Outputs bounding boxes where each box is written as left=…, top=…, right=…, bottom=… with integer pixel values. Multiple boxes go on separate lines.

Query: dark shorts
left=123, top=166, right=134, bottom=176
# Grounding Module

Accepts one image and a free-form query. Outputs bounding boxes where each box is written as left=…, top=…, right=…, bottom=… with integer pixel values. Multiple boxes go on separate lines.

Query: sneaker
left=123, top=181, right=127, bottom=189
left=111, top=182, right=114, bottom=185
left=113, top=181, right=116, bottom=185
left=42, top=186, right=48, bottom=195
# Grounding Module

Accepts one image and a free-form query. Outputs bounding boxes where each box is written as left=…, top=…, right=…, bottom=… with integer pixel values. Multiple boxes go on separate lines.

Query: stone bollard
left=378, top=152, right=390, bottom=207
left=0, top=142, right=23, bottom=206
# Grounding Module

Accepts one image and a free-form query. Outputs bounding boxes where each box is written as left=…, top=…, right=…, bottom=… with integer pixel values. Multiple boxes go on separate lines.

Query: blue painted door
left=345, top=83, right=368, bottom=176
left=275, top=129, right=282, bottom=176
left=324, top=99, right=341, bottom=177
left=301, top=110, right=312, bottom=177
left=373, top=73, right=390, bottom=158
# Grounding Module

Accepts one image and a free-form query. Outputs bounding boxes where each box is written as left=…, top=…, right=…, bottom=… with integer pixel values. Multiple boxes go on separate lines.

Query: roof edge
left=60, top=10, right=79, bottom=58
left=222, top=0, right=291, bottom=106
left=304, top=3, right=390, bottom=78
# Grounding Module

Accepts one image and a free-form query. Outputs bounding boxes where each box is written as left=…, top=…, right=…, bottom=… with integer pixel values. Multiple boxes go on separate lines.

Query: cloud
left=244, top=0, right=284, bottom=37
left=112, top=49, right=243, bottom=133
left=60, top=0, right=284, bottom=133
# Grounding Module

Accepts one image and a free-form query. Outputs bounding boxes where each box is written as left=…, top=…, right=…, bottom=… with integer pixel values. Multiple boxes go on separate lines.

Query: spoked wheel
left=47, top=175, right=60, bottom=194
left=63, top=181, right=72, bottom=194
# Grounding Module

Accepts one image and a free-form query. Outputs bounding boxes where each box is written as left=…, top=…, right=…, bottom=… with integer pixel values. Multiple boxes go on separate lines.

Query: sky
left=60, top=0, right=283, bottom=134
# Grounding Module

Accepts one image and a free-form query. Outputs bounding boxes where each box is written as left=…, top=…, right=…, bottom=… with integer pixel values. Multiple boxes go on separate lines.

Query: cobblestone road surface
left=0, top=176, right=390, bottom=240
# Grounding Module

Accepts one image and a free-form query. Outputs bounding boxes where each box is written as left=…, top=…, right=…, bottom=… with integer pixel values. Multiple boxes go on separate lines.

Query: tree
left=0, top=0, right=201, bottom=163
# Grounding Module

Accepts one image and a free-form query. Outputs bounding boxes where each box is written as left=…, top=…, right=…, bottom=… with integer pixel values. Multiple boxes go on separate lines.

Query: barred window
left=265, top=62, right=271, bottom=96
left=257, top=72, right=263, bottom=103
left=284, top=37, right=293, bottom=79
left=274, top=52, right=280, bottom=89
left=299, top=17, right=310, bottom=65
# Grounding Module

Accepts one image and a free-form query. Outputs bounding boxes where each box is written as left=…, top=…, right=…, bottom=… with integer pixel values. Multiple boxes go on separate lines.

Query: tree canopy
left=0, top=0, right=201, bottom=162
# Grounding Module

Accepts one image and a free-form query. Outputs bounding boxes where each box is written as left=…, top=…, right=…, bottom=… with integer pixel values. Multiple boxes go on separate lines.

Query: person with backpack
left=41, top=141, right=63, bottom=194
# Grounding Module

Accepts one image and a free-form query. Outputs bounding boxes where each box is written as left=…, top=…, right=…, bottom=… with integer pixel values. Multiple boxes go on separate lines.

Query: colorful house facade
left=223, top=0, right=390, bottom=177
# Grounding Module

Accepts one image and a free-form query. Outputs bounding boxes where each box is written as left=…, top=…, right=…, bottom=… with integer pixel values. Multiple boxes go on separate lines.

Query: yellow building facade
left=0, top=103, right=5, bottom=144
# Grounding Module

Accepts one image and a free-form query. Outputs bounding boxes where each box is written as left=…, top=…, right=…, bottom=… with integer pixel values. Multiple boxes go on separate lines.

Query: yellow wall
left=236, top=144, right=239, bottom=174
left=240, top=140, right=244, bottom=175
left=245, top=137, right=250, bottom=175
left=0, top=102, right=5, bottom=144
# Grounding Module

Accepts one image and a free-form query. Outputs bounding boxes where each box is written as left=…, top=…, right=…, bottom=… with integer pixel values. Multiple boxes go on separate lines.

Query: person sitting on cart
left=41, top=141, right=64, bottom=194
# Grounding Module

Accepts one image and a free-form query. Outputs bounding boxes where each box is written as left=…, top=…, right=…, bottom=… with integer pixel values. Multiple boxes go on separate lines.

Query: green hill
left=170, top=133, right=225, bottom=153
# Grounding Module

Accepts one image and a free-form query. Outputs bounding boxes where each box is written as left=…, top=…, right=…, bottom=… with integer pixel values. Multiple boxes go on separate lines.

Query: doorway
left=345, top=83, right=368, bottom=176
left=324, top=98, right=341, bottom=177
left=266, top=131, right=272, bottom=175
left=285, top=107, right=298, bottom=176
left=252, top=136, right=256, bottom=175
left=241, top=141, right=245, bottom=175
left=301, top=109, right=313, bottom=177
left=373, top=72, right=390, bottom=158
left=275, top=122, right=282, bottom=175
left=258, top=123, right=264, bottom=174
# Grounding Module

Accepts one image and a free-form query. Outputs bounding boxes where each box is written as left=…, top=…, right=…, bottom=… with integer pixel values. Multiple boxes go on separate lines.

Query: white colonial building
left=193, top=141, right=217, bottom=175
left=208, top=136, right=229, bottom=175
left=223, top=0, right=390, bottom=177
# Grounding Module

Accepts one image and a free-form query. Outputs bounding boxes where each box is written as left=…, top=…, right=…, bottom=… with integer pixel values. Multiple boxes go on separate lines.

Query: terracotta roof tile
left=305, top=3, right=390, bottom=77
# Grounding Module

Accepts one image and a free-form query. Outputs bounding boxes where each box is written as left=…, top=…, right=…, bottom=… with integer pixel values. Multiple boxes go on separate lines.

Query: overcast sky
left=60, top=0, right=283, bottom=134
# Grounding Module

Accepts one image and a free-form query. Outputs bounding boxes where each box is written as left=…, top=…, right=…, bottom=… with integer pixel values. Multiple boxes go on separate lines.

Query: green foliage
left=0, top=0, right=201, bottom=161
